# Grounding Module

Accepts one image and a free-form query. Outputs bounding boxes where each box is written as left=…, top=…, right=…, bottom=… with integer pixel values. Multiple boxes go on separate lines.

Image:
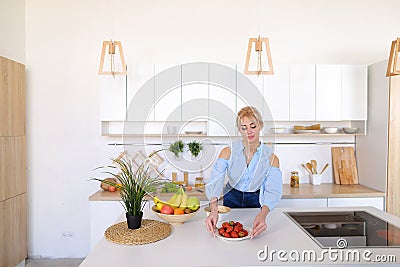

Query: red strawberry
left=218, top=228, right=225, bottom=236
left=243, top=230, right=248, bottom=236
left=235, top=222, right=243, bottom=228
left=223, top=232, right=231, bottom=238
left=222, top=222, right=230, bottom=229
left=234, top=225, right=243, bottom=232
left=230, top=231, right=239, bottom=238
left=226, top=226, right=233, bottom=233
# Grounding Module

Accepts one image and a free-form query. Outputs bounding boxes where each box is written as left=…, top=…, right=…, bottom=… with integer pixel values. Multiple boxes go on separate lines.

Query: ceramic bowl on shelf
left=271, top=127, right=285, bottom=134
left=323, top=127, right=339, bottom=134
left=151, top=205, right=198, bottom=225
left=343, top=127, right=359, bottom=134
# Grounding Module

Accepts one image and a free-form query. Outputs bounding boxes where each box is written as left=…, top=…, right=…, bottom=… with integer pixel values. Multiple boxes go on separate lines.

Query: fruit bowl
left=151, top=206, right=199, bottom=225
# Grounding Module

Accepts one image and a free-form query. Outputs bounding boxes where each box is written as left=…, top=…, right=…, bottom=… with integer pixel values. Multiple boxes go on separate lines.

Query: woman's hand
left=251, top=205, right=269, bottom=239
left=205, top=210, right=219, bottom=237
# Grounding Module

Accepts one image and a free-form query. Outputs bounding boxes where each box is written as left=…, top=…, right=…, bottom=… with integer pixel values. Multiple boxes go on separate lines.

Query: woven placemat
left=104, top=219, right=172, bottom=245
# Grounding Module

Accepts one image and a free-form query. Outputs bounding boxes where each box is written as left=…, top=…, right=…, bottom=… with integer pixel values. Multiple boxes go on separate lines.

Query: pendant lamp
left=98, top=40, right=127, bottom=76
left=387, top=38, right=400, bottom=77
left=244, top=35, right=274, bottom=75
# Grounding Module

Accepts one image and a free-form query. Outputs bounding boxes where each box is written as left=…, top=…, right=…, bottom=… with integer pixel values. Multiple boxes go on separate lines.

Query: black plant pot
left=126, top=211, right=143, bottom=229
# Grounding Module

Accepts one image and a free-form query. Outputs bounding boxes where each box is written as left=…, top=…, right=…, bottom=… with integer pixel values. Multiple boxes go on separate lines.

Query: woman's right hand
left=205, top=210, right=219, bottom=237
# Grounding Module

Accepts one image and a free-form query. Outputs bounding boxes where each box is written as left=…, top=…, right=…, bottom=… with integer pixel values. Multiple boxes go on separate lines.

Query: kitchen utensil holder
left=310, top=174, right=321, bottom=185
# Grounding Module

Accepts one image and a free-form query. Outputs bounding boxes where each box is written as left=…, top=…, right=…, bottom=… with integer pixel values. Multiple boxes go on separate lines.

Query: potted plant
left=169, top=140, right=185, bottom=159
left=188, top=140, right=203, bottom=158
left=92, top=150, right=165, bottom=229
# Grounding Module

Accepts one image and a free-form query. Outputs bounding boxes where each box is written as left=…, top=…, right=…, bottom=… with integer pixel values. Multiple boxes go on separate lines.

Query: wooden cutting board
left=331, top=147, right=359, bottom=185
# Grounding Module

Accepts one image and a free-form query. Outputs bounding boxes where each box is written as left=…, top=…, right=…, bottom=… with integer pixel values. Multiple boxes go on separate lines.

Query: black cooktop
left=285, top=211, right=400, bottom=248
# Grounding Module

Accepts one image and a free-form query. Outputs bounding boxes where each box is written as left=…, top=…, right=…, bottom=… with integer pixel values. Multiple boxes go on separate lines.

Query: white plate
left=215, top=224, right=252, bottom=241
left=184, top=131, right=203, bottom=135
left=294, top=129, right=320, bottom=134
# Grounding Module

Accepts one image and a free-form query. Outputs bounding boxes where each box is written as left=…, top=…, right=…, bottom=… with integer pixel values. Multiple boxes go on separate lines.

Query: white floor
left=25, top=258, right=84, bottom=267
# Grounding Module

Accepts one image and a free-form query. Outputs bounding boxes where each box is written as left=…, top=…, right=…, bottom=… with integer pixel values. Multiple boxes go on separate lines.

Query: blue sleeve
left=205, top=158, right=229, bottom=200
left=259, top=166, right=282, bottom=211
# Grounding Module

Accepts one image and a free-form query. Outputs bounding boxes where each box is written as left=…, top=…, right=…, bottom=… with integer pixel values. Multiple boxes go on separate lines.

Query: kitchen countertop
left=80, top=206, right=399, bottom=266
left=89, top=184, right=385, bottom=202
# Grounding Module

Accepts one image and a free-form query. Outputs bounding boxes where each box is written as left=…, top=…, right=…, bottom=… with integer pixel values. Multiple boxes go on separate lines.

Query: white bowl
left=343, top=127, right=359, bottom=134
left=323, top=127, right=339, bottom=134
left=204, top=206, right=231, bottom=219
left=271, top=127, right=285, bottom=134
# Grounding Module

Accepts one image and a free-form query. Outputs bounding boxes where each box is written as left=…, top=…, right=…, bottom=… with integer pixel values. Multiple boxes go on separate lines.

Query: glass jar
left=290, top=171, right=299, bottom=187
left=195, top=177, right=205, bottom=187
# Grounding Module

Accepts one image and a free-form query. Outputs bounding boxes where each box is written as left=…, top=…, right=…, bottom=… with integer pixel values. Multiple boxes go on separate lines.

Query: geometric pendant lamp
left=386, top=38, right=400, bottom=77
left=244, top=35, right=274, bottom=75
left=98, top=40, right=127, bottom=76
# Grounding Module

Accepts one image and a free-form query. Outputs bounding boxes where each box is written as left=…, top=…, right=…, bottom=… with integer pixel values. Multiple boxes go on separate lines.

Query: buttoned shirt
left=206, top=141, right=282, bottom=210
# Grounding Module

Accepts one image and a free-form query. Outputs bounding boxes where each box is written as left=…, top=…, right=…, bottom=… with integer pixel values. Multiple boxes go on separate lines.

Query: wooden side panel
left=0, top=56, right=26, bottom=136
left=387, top=76, right=400, bottom=217
left=0, top=201, right=4, bottom=267
left=0, top=136, right=26, bottom=201
left=3, top=193, right=27, bottom=267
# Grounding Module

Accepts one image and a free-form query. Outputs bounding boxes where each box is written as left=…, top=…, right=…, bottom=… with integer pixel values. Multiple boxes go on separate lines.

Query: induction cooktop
left=285, top=211, right=400, bottom=248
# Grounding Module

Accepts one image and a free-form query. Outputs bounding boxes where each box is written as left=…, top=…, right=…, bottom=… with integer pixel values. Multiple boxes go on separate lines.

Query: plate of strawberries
left=216, top=221, right=251, bottom=241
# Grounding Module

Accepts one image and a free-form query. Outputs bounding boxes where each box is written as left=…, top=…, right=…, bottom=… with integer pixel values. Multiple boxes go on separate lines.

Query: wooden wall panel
left=2, top=193, right=27, bottom=267
left=0, top=136, right=26, bottom=201
left=0, top=56, right=26, bottom=137
left=0, top=201, right=4, bottom=267
left=387, top=75, right=400, bottom=217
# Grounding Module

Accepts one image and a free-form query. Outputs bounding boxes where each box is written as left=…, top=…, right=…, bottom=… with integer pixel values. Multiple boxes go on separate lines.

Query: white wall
left=0, top=0, right=25, bottom=63
left=23, top=0, right=400, bottom=258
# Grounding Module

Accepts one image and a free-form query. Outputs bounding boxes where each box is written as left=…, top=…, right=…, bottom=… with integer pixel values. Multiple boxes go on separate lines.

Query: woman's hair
left=236, top=106, right=264, bottom=129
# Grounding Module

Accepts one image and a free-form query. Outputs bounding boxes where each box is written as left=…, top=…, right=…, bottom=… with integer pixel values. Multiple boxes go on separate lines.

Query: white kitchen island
left=80, top=207, right=400, bottom=266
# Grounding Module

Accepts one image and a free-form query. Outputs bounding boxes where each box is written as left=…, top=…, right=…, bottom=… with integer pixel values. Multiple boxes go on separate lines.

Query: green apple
left=187, top=197, right=200, bottom=211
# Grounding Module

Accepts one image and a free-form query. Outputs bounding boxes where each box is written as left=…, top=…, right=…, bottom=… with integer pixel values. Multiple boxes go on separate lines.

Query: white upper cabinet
left=290, top=64, right=316, bottom=121
left=236, top=64, right=264, bottom=115
left=126, top=64, right=154, bottom=121
left=99, top=75, right=126, bottom=121
left=154, top=64, right=182, bottom=121
left=264, top=64, right=290, bottom=121
left=208, top=64, right=237, bottom=136
left=341, top=65, right=367, bottom=120
left=316, top=65, right=342, bottom=121
left=181, top=63, right=209, bottom=121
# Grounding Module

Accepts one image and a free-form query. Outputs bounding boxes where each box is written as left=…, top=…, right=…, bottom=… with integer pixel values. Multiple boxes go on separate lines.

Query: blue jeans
left=223, top=184, right=261, bottom=208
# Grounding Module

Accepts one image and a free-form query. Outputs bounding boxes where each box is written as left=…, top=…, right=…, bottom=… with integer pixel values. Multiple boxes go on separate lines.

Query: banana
left=170, top=192, right=182, bottom=209
left=166, top=193, right=178, bottom=206
left=179, top=188, right=188, bottom=210
left=179, top=190, right=188, bottom=210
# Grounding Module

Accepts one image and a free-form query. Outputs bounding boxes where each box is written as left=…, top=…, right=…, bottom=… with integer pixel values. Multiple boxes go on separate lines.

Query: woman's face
left=238, top=116, right=260, bottom=145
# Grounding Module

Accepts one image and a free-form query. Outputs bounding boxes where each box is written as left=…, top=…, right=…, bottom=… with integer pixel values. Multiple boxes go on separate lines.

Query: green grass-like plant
left=91, top=150, right=166, bottom=216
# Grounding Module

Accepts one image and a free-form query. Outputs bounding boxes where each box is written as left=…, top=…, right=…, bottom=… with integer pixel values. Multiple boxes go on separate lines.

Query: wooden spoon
left=311, top=160, right=317, bottom=174
left=306, top=162, right=315, bottom=174
left=302, top=164, right=312, bottom=174
left=320, top=163, right=329, bottom=174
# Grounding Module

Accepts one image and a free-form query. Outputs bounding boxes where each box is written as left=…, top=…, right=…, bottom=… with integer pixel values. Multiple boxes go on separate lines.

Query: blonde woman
left=205, top=106, right=282, bottom=238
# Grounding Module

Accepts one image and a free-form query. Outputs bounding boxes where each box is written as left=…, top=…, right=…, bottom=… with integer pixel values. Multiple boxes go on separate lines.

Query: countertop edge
left=89, top=184, right=385, bottom=201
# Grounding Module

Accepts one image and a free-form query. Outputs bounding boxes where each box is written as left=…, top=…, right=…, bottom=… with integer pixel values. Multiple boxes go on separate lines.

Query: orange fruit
left=174, top=208, right=185, bottom=215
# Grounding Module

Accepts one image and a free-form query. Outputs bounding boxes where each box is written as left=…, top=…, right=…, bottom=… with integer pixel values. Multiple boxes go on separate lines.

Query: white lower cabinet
left=276, top=198, right=327, bottom=208
left=327, top=197, right=384, bottom=210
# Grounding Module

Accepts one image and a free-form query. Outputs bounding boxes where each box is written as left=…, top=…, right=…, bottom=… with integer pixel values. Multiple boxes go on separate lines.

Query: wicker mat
left=104, top=219, right=172, bottom=245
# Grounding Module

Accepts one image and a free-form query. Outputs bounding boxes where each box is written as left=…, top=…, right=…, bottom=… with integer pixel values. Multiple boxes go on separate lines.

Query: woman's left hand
left=251, top=207, right=269, bottom=239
